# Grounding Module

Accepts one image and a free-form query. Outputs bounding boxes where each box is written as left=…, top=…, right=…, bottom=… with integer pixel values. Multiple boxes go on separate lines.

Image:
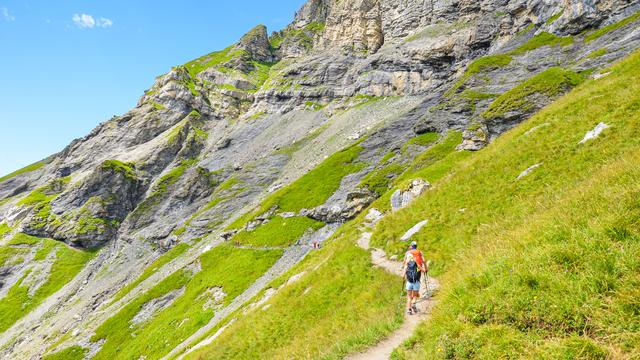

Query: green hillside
left=184, top=50, right=640, bottom=359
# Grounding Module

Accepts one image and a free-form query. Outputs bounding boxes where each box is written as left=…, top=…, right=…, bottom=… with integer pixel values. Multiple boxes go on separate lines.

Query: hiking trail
left=349, top=225, right=439, bottom=360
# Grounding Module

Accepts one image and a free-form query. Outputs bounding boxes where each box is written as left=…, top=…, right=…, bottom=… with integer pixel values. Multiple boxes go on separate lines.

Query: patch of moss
left=403, top=132, right=440, bottom=150
left=509, top=32, right=574, bottom=55
left=273, top=22, right=325, bottom=52
left=0, top=246, right=29, bottom=267
left=304, top=101, right=326, bottom=111
left=586, top=48, right=609, bottom=59
left=132, top=160, right=197, bottom=216
left=233, top=216, right=324, bottom=247
left=0, top=160, right=46, bottom=183
left=184, top=46, right=247, bottom=77
left=17, top=178, right=70, bottom=230
left=546, top=10, right=564, bottom=25
left=445, top=55, right=513, bottom=97
left=43, top=346, right=87, bottom=360
left=0, top=223, right=11, bottom=238
left=380, top=151, right=396, bottom=163
left=482, top=67, right=584, bottom=120
left=7, top=233, right=40, bottom=245
left=359, top=163, right=408, bottom=196
left=101, top=160, right=137, bottom=180
left=585, top=11, right=640, bottom=43
left=150, top=101, right=166, bottom=111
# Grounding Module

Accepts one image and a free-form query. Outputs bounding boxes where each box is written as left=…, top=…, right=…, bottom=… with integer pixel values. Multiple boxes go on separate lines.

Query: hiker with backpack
left=403, top=241, right=427, bottom=315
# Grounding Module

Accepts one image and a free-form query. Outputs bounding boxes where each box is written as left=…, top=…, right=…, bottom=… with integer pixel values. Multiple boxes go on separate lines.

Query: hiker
left=402, top=241, right=427, bottom=315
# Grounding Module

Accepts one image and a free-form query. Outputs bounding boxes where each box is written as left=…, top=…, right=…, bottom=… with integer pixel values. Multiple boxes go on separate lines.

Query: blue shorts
left=406, top=281, right=420, bottom=291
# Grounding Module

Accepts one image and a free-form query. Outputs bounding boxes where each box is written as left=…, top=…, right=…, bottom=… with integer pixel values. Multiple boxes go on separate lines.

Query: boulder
left=516, top=163, right=543, bottom=180
left=579, top=122, right=610, bottom=144
left=364, top=208, right=384, bottom=224
left=400, top=220, right=429, bottom=241
left=457, top=124, right=489, bottom=151
left=391, top=179, right=431, bottom=211
left=307, top=188, right=376, bottom=223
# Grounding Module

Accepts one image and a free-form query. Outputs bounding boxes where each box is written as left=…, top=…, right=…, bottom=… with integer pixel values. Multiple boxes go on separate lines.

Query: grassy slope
left=0, top=160, right=45, bottom=184
left=109, top=243, right=191, bottom=304
left=229, top=143, right=364, bottom=228
left=0, top=235, right=95, bottom=332
left=43, top=346, right=87, bottom=360
left=363, top=50, right=640, bottom=358
left=91, top=246, right=282, bottom=360
left=226, top=142, right=365, bottom=249
left=233, top=216, right=325, bottom=247
left=190, top=48, right=640, bottom=360
left=185, top=220, right=403, bottom=360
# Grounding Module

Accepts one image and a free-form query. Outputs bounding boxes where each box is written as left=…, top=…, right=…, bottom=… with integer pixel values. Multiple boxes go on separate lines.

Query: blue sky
left=0, top=0, right=305, bottom=176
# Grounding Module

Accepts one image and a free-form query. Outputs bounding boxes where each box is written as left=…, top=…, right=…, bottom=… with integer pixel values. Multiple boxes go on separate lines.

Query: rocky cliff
left=0, top=0, right=639, bottom=358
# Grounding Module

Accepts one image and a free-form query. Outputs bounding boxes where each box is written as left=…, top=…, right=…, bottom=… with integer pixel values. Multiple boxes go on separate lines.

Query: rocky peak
left=292, top=0, right=331, bottom=29
left=236, top=24, right=275, bottom=63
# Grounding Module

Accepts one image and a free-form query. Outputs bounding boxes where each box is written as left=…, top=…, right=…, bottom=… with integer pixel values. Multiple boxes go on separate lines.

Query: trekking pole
left=423, top=260, right=432, bottom=299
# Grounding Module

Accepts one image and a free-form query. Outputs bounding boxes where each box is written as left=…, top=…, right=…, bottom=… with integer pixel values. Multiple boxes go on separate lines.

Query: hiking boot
left=407, top=309, right=413, bottom=315
left=412, top=304, right=418, bottom=313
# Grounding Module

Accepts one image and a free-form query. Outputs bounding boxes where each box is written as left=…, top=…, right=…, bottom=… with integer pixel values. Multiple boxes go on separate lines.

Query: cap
left=410, top=241, right=417, bottom=249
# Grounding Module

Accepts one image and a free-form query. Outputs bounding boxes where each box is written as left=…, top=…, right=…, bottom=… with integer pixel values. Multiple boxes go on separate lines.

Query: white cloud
left=72, top=13, right=113, bottom=29
left=98, top=17, right=113, bottom=28
left=1, top=7, right=15, bottom=22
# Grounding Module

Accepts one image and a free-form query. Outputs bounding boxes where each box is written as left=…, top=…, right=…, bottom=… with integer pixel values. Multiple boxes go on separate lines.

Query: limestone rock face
left=320, top=0, right=385, bottom=53
left=236, top=25, right=276, bottom=64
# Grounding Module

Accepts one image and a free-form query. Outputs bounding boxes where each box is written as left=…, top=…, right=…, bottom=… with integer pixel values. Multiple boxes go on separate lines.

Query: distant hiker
left=403, top=241, right=427, bottom=315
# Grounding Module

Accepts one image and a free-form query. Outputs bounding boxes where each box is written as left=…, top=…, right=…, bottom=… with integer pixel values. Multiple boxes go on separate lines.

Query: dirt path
left=349, top=229, right=439, bottom=360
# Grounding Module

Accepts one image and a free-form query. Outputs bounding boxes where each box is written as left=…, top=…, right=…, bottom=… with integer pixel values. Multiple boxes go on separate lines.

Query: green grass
left=344, top=50, right=640, bottom=358
left=445, top=31, right=575, bottom=98
left=232, top=216, right=324, bottom=247
left=403, top=132, right=440, bottom=149
left=458, top=90, right=498, bottom=112
left=43, top=346, right=87, bottom=360
left=482, top=67, right=584, bottom=120
left=0, top=246, right=28, bottom=267
left=228, top=142, right=365, bottom=230
left=509, top=31, right=573, bottom=55
left=131, top=159, right=196, bottom=216
left=185, top=221, right=403, bottom=360
left=16, top=177, right=70, bottom=230
left=359, top=163, right=407, bottom=196
left=92, top=245, right=282, bottom=360
left=7, top=233, right=41, bottom=245
left=0, top=237, right=95, bottom=332
left=0, top=223, right=11, bottom=238
left=109, top=243, right=191, bottom=304
left=0, top=160, right=45, bottom=183
left=587, top=48, right=609, bottom=59
left=184, top=46, right=246, bottom=77
left=445, top=55, right=513, bottom=97
left=101, top=160, right=137, bottom=180
left=546, top=10, right=564, bottom=25
left=585, top=11, right=640, bottom=43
